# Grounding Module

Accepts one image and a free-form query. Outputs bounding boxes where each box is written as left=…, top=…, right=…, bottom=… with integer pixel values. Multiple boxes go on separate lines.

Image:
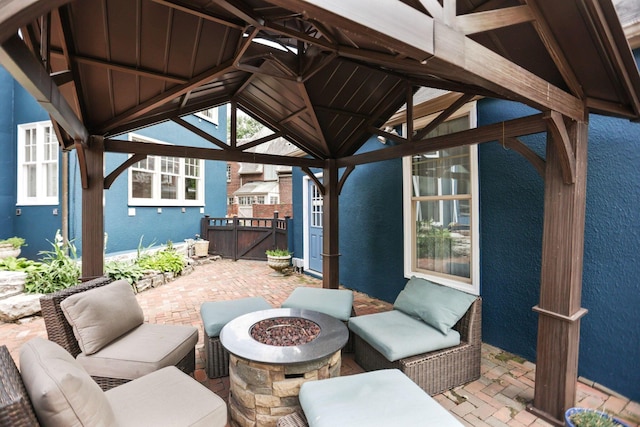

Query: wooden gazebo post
left=322, top=159, right=340, bottom=289
left=530, top=113, right=589, bottom=425
left=80, top=135, right=105, bottom=279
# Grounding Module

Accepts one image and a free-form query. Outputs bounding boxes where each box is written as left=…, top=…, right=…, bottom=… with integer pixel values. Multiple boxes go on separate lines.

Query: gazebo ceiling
left=1, top=0, right=639, bottom=162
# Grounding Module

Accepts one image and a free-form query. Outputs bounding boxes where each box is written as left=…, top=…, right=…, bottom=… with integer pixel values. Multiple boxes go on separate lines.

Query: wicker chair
left=0, top=342, right=227, bottom=427
left=353, top=297, right=482, bottom=396
left=39, top=276, right=196, bottom=390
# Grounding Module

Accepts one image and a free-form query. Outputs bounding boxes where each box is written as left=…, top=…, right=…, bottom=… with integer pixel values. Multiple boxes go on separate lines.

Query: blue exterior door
left=308, top=180, right=323, bottom=273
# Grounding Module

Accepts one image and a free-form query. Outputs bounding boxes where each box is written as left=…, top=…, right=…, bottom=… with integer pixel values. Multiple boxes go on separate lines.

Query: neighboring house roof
left=237, top=127, right=301, bottom=174
left=233, top=181, right=279, bottom=197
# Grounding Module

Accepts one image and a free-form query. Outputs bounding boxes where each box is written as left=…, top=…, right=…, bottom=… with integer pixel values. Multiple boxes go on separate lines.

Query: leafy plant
left=569, top=409, right=625, bottom=427
left=0, top=237, right=26, bottom=248
left=0, top=257, right=42, bottom=273
left=24, top=231, right=80, bottom=294
left=105, top=260, right=146, bottom=285
left=136, top=242, right=186, bottom=274
left=266, top=248, right=291, bottom=257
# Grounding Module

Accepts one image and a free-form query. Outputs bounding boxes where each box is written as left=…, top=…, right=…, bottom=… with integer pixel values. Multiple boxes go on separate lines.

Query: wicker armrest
left=0, top=346, right=39, bottom=427
left=453, top=297, right=482, bottom=347
left=39, top=277, right=114, bottom=358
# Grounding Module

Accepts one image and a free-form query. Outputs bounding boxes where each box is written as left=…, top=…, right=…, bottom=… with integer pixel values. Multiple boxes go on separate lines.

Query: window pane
left=26, top=164, right=37, bottom=197
left=184, top=158, right=199, bottom=177
left=185, top=177, right=198, bottom=200
left=132, top=170, right=153, bottom=198
left=414, top=200, right=470, bottom=278
left=412, top=147, right=470, bottom=197
left=45, top=163, right=58, bottom=197
left=24, top=129, right=36, bottom=162
left=161, top=174, right=178, bottom=199
left=161, top=157, right=179, bottom=174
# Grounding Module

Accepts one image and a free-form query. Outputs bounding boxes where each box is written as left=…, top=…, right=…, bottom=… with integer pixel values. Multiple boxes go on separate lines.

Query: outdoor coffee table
left=220, top=308, right=348, bottom=427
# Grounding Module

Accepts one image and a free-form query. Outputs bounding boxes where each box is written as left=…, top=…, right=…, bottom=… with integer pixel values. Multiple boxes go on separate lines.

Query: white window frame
left=127, top=133, right=205, bottom=207
left=17, top=120, right=59, bottom=206
left=195, top=107, right=219, bottom=125
left=402, top=101, right=480, bottom=295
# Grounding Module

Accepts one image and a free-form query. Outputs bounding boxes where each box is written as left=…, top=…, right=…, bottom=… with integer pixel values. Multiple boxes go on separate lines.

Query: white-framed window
left=226, top=164, right=232, bottom=182
left=195, top=107, right=219, bottom=125
left=402, top=102, right=479, bottom=295
left=128, top=134, right=204, bottom=206
left=264, top=164, right=277, bottom=181
left=227, top=196, right=234, bottom=205
left=269, top=196, right=279, bottom=204
left=17, top=121, right=59, bottom=205
left=238, top=196, right=253, bottom=205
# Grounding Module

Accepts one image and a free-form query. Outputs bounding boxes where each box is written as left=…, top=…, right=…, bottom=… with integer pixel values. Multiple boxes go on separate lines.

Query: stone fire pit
left=220, top=308, right=348, bottom=427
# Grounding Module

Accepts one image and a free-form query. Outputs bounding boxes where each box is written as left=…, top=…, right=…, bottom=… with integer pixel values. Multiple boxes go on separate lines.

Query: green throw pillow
left=394, top=276, right=477, bottom=334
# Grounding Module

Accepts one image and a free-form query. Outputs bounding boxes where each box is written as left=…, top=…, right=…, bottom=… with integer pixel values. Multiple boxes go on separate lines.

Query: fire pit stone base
left=229, top=350, right=341, bottom=427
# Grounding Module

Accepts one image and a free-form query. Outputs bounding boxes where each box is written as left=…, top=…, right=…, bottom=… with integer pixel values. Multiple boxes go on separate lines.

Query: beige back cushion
left=60, top=279, right=144, bottom=355
left=20, top=337, right=116, bottom=427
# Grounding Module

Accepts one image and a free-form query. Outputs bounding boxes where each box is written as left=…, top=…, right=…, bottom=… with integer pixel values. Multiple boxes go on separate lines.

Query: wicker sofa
left=348, top=277, right=482, bottom=395
left=39, top=276, right=197, bottom=390
left=0, top=340, right=226, bottom=426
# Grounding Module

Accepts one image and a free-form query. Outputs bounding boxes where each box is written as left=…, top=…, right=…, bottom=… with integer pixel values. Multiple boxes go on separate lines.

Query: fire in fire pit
left=250, top=317, right=320, bottom=346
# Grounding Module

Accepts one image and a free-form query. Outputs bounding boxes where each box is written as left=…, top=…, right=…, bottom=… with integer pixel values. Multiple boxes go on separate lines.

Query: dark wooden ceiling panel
left=2, top=0, right=639, bottom=158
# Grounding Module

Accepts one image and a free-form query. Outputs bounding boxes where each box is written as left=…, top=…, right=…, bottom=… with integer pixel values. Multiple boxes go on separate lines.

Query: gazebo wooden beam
left=0, top=34, right=88, bottom=142
left=528, top=116, right=589, bottom=426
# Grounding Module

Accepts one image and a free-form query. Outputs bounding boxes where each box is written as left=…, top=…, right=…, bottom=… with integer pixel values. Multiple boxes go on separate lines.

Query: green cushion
left=393, top=276, right=477, bottom=334
left=281, top=287, right=353, bottom=321
left=200, top=297, right=271, bottom=337
left=299, top=369, right=463, bottom=427
left=348, top=310, right=460, bottom=361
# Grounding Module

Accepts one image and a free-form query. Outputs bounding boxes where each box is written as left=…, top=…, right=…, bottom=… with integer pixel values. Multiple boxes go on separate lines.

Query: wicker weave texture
left=0, top=346, right=39, bottom=427
left=276, top=411, right=308, bottom=427
left=354, top=297, right=482, bottom=396
left=205, top=336, right=230, bottom=379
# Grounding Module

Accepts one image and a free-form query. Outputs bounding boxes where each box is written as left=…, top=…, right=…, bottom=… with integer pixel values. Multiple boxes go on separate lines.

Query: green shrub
left=136, top=241, right=185, bottom=274
left=0, top=257, right=42, bottom=273
left=24, top=231, right=80, bottom=294
left=105, top=260, right=146, bottom=286
left=0, top=237, right=26, bottom=248
left=265, top=248, right=291, bottom=257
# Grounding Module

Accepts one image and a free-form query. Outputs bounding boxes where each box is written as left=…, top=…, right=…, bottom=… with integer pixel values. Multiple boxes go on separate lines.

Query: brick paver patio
left=1, top=258, right=638, bottom=427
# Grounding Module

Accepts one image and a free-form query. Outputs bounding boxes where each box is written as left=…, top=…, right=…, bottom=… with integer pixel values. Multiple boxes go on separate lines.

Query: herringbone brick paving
left=1, top=259, right=638, bottom=427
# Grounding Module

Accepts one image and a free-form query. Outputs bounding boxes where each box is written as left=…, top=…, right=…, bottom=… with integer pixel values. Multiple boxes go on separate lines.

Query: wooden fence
left=200, top=213, right=289, bottom=261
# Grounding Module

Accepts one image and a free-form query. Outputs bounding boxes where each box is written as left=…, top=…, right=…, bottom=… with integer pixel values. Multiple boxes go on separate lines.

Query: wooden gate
left=200, top=213, right=289, bottom=260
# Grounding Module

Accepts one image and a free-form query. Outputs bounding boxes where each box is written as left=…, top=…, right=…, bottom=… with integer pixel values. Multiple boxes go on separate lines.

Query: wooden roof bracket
left=544, top=110, right=576, bottom=184
left=337, top=166, right=354, bottom=195
left=301, top=167, right=325, bottom=195
left=74, top=139, right=89, bottom=189
left=501, top=137, right=546, bottom=178
left=104, top=154, right=146, bottom=190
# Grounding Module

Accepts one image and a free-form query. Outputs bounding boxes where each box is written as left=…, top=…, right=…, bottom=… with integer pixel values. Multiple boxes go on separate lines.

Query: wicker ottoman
left=200, top=297, right=272, bottom=378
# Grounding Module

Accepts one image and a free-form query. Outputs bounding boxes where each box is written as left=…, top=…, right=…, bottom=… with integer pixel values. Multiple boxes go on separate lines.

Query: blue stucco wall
left=478, top=98, right=640, bottom=401
left=0, top=68, right=16, bottom=240
left=68, top=110, right=228, bottom=255
left=0, top=66, right=62, bottom=259
left=292, top=137, right=405, bottom=302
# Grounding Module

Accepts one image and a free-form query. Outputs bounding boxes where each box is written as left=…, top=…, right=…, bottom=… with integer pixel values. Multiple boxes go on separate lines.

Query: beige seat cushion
left=19, top=337, right=116, bottom=427
left=60, top=279, right=144, bottom=355
left=106, top=366, right=227, bottom=427
left=77, top=323, right=198, bottom=380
